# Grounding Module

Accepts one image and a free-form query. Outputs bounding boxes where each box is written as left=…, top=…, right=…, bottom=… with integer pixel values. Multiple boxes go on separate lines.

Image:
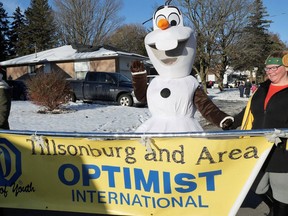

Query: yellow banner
left=0, top=133, right=273, bottom=216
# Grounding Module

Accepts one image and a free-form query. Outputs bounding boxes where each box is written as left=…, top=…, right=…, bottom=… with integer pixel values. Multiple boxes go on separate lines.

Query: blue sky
left=3, top=0, right=288, bottom=43
left=263, top=0, right=288, bottom=43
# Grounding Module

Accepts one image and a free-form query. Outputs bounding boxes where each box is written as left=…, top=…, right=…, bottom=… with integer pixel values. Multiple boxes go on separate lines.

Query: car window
left=118, top=74, right=131, bottom=82
left=104, top=74, right=115, bottom=84
left=86, top=73, right=97, bottom=81
left=97, top=73, right=106, bottom=83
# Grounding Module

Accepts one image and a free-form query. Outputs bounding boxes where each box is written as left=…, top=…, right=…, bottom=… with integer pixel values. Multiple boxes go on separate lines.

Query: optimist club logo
left=0, top=138, right=21, bottom=186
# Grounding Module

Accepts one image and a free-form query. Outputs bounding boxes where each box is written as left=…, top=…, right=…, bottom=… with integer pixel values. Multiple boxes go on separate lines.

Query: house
left=0, top=44, right=149, bottom=80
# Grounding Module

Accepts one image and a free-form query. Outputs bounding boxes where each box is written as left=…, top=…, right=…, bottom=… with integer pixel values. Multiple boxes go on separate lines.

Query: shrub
left=26, top=71, right=72, bottom=112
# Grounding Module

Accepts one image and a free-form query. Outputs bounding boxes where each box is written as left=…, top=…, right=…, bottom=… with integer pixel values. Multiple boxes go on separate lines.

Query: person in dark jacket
left=232, top=51, right=288, bottom=216
left=0, top=73, right=11, bottom=129
left=244, top=79, right=252, bottom=98
left=238, top=81, right=245, bottom=97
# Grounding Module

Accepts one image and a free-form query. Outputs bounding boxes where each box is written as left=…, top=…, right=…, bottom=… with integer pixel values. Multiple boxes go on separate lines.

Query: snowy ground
left=9, top=88, right=248, bottom=133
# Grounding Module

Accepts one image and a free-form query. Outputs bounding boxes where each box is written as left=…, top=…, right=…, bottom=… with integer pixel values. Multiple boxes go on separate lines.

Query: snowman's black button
left=160, top=88, right=171, bottom=98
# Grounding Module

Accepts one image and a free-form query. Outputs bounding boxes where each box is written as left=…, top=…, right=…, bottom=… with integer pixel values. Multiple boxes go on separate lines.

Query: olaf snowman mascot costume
left=131, top=4, right=233, bottom=133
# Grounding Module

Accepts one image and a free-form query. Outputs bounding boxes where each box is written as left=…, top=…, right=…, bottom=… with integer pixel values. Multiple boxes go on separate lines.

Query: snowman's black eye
left=170, top=20, right=177, bottom=26
left=168, top=13, right=180, bottom=26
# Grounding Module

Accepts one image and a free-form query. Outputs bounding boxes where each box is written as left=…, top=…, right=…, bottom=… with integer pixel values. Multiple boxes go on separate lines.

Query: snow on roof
left=0, top=45, right=146, bottom=66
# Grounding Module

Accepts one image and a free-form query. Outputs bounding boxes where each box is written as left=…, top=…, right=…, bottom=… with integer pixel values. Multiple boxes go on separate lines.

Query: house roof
left=0, top=45, right=147, bottom=66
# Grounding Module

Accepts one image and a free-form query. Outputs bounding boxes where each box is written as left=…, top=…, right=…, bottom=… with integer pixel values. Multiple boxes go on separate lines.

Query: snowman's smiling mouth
left=149, top=40, right=187, bottom=65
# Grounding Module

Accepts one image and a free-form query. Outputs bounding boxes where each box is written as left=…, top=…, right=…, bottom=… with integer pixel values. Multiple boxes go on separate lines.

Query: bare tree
left=177, top=0, right=252, bottom=91
left=106, top=24, right=148, bottom=55
left=53, top=0, right=124, bottom=46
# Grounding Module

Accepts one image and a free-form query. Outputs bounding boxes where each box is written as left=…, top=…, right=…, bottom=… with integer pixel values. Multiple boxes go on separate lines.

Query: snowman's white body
left=136, top=75, right=203, bottom=132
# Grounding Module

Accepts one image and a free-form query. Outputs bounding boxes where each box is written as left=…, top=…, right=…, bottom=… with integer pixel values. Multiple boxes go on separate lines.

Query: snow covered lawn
left=9, top=88, right=248, bottom=133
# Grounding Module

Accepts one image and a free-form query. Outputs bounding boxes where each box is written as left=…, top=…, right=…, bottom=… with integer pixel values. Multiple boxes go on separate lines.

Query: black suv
left=68, top=72, right=145, bottom=106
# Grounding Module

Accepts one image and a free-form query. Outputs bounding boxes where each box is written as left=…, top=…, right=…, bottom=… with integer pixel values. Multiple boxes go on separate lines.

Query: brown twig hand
left=130, top=61, right=145, bottom=73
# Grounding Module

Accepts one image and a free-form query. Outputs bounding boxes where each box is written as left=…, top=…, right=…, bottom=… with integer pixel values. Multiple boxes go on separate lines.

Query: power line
left=268, top=12, right=287, bottom=18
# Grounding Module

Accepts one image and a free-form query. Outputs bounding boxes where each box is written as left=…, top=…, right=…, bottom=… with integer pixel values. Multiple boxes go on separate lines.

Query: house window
left=75, top=71, right=87, bottom=79
left=74, top=61, right=89, bottom=80
left=28, top=64, right=36, bottom=75
left=43, top=63, right=51, bottom=73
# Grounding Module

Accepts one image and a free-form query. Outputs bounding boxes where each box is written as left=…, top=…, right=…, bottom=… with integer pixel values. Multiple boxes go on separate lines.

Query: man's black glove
left=221, top=118, right=234, bottom=130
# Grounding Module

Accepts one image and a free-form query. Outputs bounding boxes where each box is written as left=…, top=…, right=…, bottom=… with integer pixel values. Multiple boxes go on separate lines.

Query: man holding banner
left=0, top=71, right=11, bottom=130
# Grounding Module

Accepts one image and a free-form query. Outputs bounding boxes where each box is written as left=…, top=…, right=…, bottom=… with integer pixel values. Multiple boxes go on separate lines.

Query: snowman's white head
left=145, top=5, right=196, bottom=79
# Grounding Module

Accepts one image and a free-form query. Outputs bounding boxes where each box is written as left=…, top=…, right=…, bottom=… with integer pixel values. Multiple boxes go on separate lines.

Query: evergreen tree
left=23, top=0, right=58, bottom=54
left=0, top=2, right=9, bottom=61
left=232, top=0, right=271, bottom=81
left=8, top=6, right=26, bottom=57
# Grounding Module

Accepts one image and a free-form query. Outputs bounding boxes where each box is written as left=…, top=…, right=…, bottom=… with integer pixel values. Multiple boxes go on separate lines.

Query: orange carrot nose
left=158, top=18, right=169, bottom=30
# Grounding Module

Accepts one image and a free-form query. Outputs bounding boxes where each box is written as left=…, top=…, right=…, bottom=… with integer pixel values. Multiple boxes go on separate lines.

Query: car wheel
left=19, top=93, right=27, bottom=101
left=118, top=94, right=133, bottom=106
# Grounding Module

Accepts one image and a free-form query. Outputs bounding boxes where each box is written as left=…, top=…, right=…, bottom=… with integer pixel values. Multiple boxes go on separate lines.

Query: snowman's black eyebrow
left=154, top=6, right=181, bottom=19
